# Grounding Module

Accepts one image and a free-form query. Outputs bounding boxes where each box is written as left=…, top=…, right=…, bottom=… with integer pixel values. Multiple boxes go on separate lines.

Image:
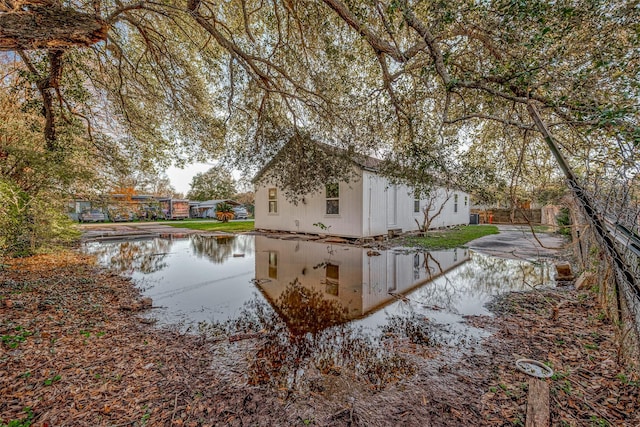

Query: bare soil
left=1, top=248, right=638, bottom=426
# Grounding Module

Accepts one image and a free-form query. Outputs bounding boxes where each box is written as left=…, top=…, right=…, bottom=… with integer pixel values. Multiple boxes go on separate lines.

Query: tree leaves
left=186, top=166, right=237, bottom=201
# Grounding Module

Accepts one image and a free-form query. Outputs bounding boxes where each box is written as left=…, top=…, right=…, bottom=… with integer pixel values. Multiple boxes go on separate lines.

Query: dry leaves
left=1, top=251, right=638, bottom=426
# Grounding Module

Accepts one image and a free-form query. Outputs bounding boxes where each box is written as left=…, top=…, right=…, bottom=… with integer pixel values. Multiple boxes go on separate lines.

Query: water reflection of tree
left=275, top=279, right=349, bottom=335
left=83, top=239, right=173, bottom=274
left=190, top=235, right=255, bottom=264
left=410, top=252, right=553, bottom=313
left=204, top=281, right=416, bottom=392
left=457, top=252, right=553, bottom=294
left=401, top=250, right=462, bottom=313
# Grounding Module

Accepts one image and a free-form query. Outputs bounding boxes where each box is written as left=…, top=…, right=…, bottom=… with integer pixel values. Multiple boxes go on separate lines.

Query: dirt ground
left=1, top=229, right=639, bottom=426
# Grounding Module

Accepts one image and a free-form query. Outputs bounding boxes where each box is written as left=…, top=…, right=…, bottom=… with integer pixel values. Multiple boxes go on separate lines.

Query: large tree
left=2, top=0, right=638, bottom=196
left=186, top=166, right=237, bottom=201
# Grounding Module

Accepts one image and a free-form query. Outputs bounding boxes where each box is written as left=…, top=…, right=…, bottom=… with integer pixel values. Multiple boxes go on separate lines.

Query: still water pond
left=83, top=234, right=554, bottom=342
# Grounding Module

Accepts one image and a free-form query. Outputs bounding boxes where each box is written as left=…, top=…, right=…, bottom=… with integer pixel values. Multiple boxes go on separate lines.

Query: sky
left=166, top=162, right=213, bottom=195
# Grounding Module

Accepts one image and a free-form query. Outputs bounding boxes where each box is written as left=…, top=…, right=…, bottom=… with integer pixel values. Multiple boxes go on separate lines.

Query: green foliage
left=406, top=225, right=500, bottom=250
left=187, top=167, right=237, bottom=201
left=215, top=206, right=235, bottom=222
left=616, top=373, right=640, bottom=387
left=254, top=136, right=360, bottom=204
left=0, top=178, right=81, bottom=257
left=43, top=374, right=62, bottom=386
left=216, top=202, right=233, bottom=213
left=0, top=86, right=85, bottom=257
left=312, top=222, right=331, bottom=231
left=169, top=220, right=254, bottom=232
left=1, top=326, right=32, bottom=349
left=0, top=180, right=30, bottom=256
left=0, top=407, right=34, bottom=427
left=556, top=207, right=572, bottom=236
left=3, top=0, right=639, bottom=252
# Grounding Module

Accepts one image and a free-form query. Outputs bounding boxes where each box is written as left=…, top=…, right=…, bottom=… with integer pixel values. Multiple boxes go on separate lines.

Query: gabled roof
left=252, top=138, right=382, bottom=183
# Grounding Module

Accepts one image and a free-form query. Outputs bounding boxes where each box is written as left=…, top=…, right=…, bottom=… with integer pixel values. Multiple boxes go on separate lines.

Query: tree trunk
left=0, top=7, right=108, bottom=50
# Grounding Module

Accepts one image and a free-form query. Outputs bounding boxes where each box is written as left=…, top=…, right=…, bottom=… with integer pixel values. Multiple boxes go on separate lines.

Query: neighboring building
left=159, top=198, right=190, bottom=220
left=254, top=150, right=471, bottom=239
left=69, top=194, right=164, bottom=222
left=189, top=199, right=241, bottom=218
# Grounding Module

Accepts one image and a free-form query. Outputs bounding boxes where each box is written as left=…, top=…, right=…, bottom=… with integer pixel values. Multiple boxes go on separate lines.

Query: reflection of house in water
left=254, top=236, right=470, bottom=325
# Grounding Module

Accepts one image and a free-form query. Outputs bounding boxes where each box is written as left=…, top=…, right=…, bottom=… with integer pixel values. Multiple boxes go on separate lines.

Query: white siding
left=256, top=167, right=471, bottom=238
left=361, top=170, right=471, bottom=236
left=404, top=187, right=471, bottom=231
left=361, top=172, right=389, bottom=236
left=254, top=169, right=365, bottom=237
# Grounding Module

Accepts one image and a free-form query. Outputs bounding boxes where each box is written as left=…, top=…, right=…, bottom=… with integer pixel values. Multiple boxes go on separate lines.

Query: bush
left=215, top=202, right=235, bottom=223
left=0, top=179, right=80, bottom=257
left=556, top=207, right=571, bottom=236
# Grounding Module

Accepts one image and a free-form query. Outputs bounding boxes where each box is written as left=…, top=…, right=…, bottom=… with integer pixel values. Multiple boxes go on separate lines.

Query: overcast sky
left=166, top=162, right=212, bottom=195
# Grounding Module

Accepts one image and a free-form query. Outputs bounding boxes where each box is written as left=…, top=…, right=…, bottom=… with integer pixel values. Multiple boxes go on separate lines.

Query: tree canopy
left=186, top=166, right=237, bottom=201
left=1, top=0, right=638, bottom=201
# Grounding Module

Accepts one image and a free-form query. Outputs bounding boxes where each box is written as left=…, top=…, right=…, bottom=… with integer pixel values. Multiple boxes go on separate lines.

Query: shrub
left=215, top=202, right=235, bottom=223
left=556, top=207, right=571, bottom=236
left=0, top=179, right=79, bottom=257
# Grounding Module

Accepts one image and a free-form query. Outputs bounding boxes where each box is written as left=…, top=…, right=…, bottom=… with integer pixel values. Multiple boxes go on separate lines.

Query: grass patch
left=531, top=225, right=552, bottom=233
left=165, top=220, right=255, bottom=232
left=404, top=225, right=499, bottom=249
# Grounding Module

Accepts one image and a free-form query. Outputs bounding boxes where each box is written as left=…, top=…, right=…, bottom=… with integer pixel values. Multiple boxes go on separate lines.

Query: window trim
left=268, top=187, right=278, bottom=214
left=325, top=183, right=340, bottom=215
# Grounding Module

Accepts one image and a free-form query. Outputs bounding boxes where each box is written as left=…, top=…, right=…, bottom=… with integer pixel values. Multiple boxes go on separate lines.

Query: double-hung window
left=325, top=183, right=339, bottom=215
left=268, top=188, right=278, bottom=213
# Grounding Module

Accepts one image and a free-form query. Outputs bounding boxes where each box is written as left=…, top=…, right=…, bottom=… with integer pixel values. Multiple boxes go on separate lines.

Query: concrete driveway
left=77, top=220, right=239, bottom=241
left=467, top=225, right=569, bottom=261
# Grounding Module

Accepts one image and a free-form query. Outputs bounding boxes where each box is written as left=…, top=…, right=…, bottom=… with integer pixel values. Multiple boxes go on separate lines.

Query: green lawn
left=166, top=220, right=255, bottom=232
left=404, top=225, right=499, bottom=249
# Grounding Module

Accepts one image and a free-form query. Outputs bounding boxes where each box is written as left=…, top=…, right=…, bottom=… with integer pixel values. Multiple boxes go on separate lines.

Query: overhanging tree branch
left=0, top=6, right=108, bottom=50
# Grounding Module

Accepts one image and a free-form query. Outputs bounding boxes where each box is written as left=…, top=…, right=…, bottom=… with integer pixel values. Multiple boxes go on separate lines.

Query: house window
left=414, top=198, right=420, bottom=213
left=326, top=263, right=339, bottom=282
left=268, top=188, right=278, bottom=213
left=454, top=194, right=458, bottom=213
left=268, top=252, right=277, bottom=279
left=464, top=196, right=468, bottom=206
left=325, top=263, right=339, bottom=295
left=325, top=183, right=339, bottom=215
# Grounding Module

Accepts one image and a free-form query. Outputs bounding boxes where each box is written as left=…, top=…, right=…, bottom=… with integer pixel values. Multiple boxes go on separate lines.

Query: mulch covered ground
left=1, top=252, right=638, bottom=426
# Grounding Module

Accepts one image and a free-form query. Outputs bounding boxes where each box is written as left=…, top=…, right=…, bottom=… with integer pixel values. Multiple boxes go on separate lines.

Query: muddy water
left=84, top=234, right=553, bottom=335
left=83, top=234, right=555, bottom=389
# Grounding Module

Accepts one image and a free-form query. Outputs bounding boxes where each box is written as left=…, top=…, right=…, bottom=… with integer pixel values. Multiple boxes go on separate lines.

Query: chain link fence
left=573, top=179, right=640, bottom=361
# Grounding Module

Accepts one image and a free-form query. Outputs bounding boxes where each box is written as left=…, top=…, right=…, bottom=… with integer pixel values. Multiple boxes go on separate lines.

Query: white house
left=254, top=154, right=471, bottom=238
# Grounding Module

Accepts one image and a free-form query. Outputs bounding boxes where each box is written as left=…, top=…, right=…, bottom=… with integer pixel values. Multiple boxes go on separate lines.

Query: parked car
left=79, top=209, right=107, bottom=223
left=111, top=212, right=136, bottom=222
left=232, top=206, right=249, bottom=219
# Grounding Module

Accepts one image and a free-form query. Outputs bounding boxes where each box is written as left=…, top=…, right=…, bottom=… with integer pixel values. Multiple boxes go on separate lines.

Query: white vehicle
left=232, top=206, right=249, bottom=219
left=79, top=209, right=107, bottom=223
